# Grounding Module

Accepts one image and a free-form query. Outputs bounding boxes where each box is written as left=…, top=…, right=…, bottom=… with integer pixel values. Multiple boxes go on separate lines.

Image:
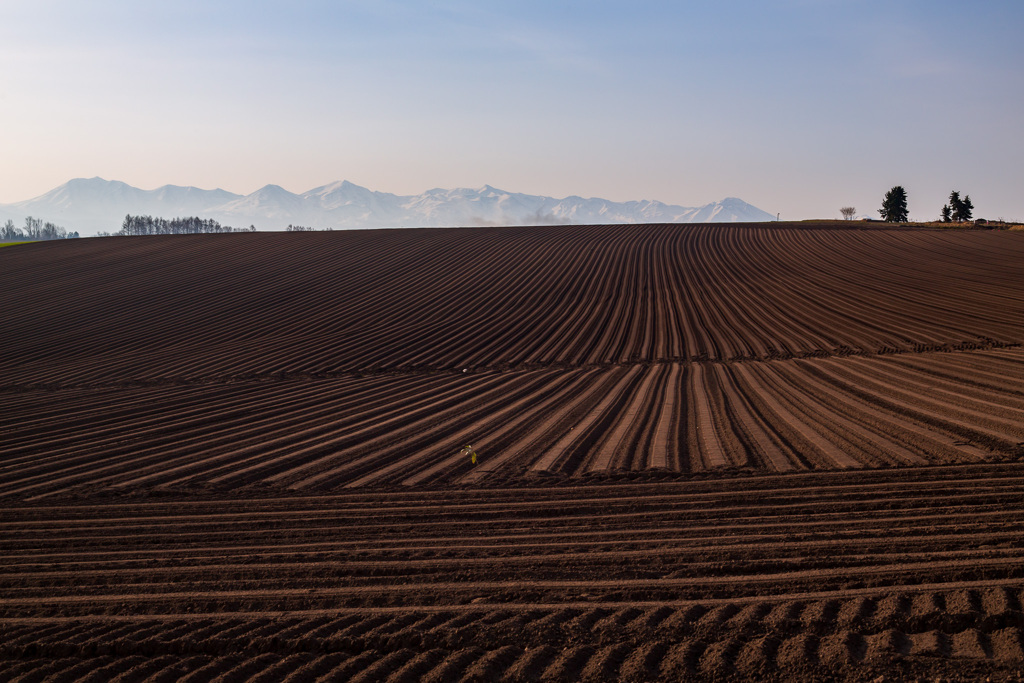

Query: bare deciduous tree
left=840, top=207, right=856, bottom=220
left=119, top=215, right=245, bottom=236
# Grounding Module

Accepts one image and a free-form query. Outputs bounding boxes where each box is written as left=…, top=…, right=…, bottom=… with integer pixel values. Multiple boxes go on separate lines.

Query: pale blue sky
left=2, top=1, right=1022, bottom=220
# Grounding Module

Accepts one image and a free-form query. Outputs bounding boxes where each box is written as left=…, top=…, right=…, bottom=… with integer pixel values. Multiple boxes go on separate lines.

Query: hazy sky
left=2, top=0, right=1022, bottom=220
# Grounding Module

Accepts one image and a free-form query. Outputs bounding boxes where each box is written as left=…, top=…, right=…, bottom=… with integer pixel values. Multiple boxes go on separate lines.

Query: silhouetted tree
left=2, top=217, right=71, bottom=240
left=879, top=186, right=908, bottom=222
left=959, top=195, right=973, bottom=222
left=41, top=221, right=66, bottom=240
left=1, top=219, right=19, bottom=240
left=947, top=191, right=974, bottom=222
left=23, top=217, right=43, bottom=239
left=118, top=214, right=241, bottom=236
left=949, top=192, right=963, bottom=221
left=840, top=207, right=856, bottom=220
left=941, top=204, right=952, bottom=222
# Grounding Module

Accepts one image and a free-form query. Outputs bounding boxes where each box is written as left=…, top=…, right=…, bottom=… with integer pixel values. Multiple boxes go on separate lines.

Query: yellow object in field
left=461, top=444, right=478, bottom=465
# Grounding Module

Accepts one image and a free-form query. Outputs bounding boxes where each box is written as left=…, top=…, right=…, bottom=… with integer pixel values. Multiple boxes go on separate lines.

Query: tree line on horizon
left=115, top=216, right=331, bottom=235
left=117, top=215, right=256, bottom=236
left=2, top=198, right=1004, bottom=243
left=3, top=214, right=256, bottom=241
left=874, top=187, right=978, bottom=224
left=1, top=217, right=78, bottom=241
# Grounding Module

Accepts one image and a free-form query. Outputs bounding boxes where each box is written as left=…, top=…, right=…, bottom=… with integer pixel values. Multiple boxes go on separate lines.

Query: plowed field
left=2, top=223, right=1023, bottom=681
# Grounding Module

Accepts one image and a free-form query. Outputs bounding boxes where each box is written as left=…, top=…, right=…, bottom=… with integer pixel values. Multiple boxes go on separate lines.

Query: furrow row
left=3, top=350, right=1022, bottom=498
left=3, top=226, right=1023, bottom=389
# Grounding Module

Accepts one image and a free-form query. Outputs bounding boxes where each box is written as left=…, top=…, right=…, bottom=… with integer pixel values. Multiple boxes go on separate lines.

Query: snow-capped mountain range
left=0, top=178, right=775, bottom=235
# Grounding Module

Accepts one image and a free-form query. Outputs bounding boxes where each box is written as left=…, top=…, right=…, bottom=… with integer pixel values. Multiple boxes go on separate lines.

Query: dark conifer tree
left=949, top=191, right=964, bottom=222
left=947, top=191, right=975, bottom=222
left=879, top=186, right=908, bottom=222
left=961, top=195, right=973, bottom=222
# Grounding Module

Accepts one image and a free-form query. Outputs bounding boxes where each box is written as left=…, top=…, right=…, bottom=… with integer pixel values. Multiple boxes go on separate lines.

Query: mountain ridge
left=0, top=177, right=776, bottom=234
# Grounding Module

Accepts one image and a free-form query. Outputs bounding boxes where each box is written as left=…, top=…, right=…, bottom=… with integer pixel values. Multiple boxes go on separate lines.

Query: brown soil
left=2, top=223, right=1023, bottom=681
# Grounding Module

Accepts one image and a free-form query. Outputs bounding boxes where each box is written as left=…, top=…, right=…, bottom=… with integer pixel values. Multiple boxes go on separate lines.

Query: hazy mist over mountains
left=0, top=178, right=776, bottom=235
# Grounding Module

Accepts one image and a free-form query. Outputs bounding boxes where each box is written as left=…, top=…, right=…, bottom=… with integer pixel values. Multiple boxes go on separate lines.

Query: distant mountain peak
left=253, top=184, right=294, bottom=195
left=0, top=179, right=775, bottom=234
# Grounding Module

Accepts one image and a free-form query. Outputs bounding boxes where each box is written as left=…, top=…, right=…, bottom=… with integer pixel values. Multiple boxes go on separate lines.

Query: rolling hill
left=3, top=222, right=1023, bottom=682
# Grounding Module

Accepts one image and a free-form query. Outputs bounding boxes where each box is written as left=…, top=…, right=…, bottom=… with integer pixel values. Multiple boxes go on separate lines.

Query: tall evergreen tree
left=947, top=190, right=974, bottom=222
left=961, top=195, right=973, bottom=222
left=949, top=191, right=964, bottom=221
left=941, top=204, right=952, bottom=222
left=879, top=186, right=908, bottom=222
